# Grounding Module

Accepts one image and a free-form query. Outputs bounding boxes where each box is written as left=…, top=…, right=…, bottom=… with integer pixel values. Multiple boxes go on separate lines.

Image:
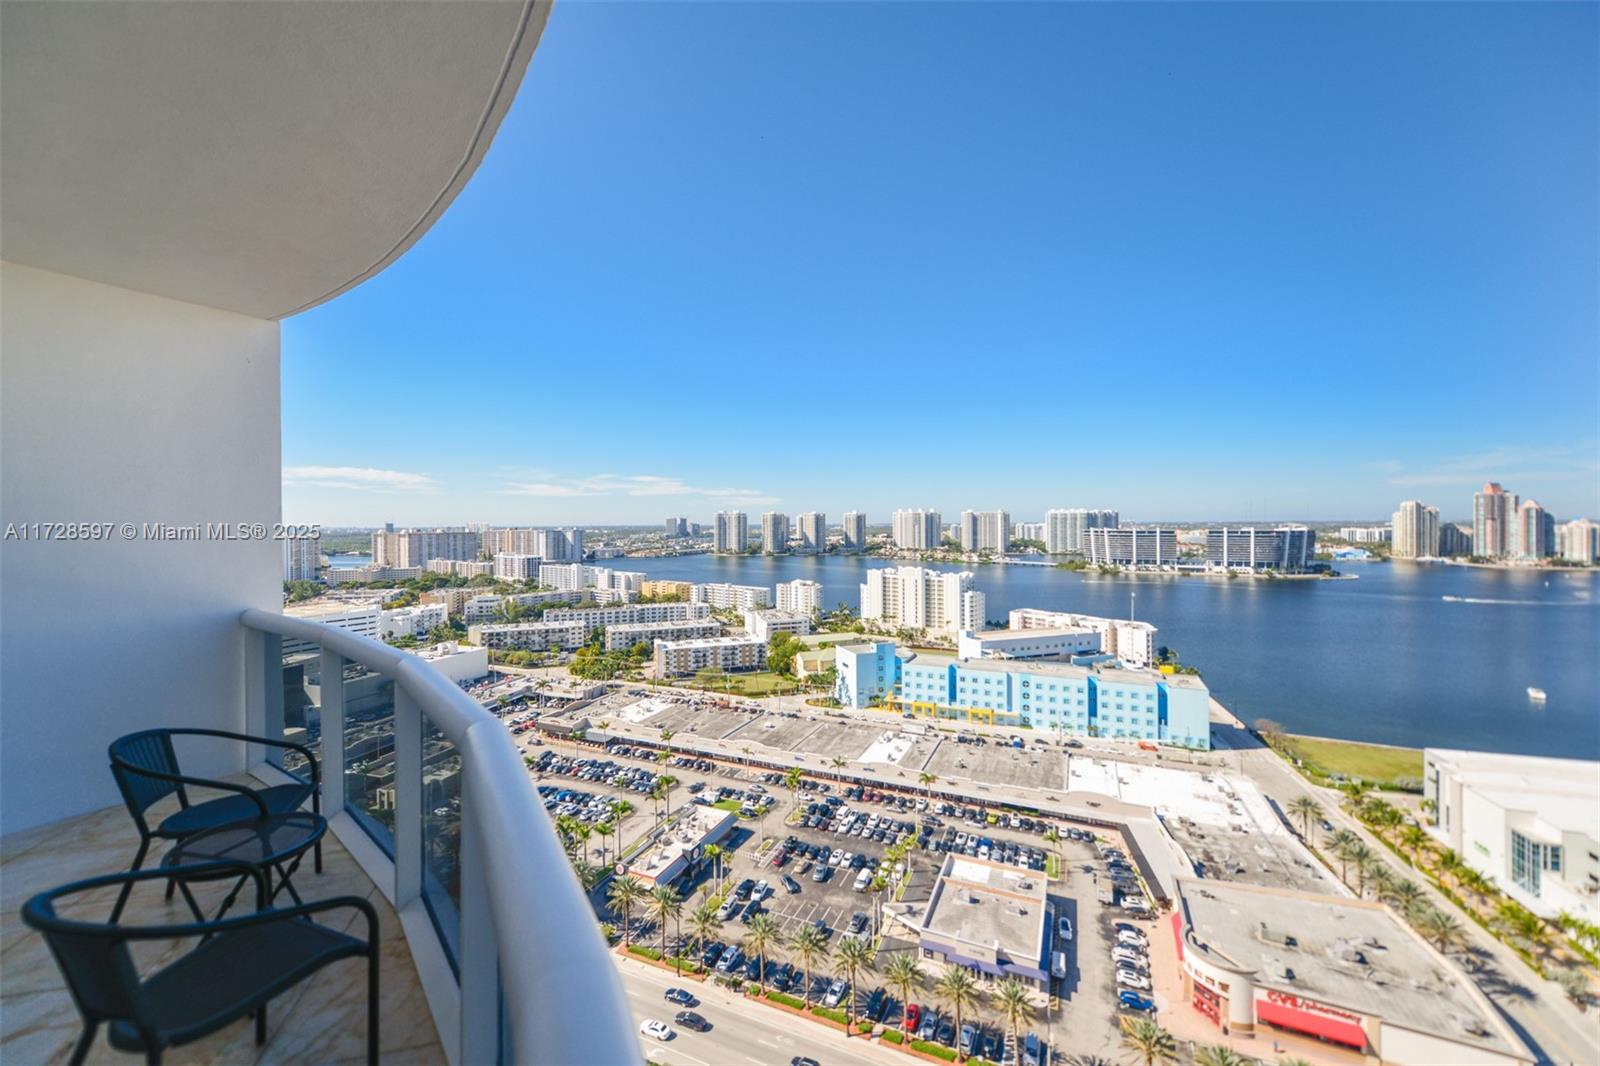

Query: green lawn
left=712, top=798, right=744, bottom=813
left=1279, top=734, right=1423, bottom=789
left=684, top=670, right=796, bottom=696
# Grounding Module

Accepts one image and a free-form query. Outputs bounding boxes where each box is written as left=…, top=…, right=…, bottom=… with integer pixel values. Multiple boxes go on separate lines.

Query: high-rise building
left=775, top=578, right=824, bottom=616
left=713, top=511, right=748, bottom=554
left=761, top=511, right=790, bottom=554
left=486, top=527, right=582, bottom=563
left=795, top=512, right=826, bottom=554
left=1086, top=527, right=1177, bottom=567
left=1337, top=526, right=1392, bottom=543
left=1473, top=482, right=1517, bottom=559
left=1044, top=508, right=1119, bottom=554
left=1439, top=523, right=1472, bottom=557
left=282, top=533, right=320, bottom=582
left=664, top=517, right=689, bottom=539
left=1512, top=499, right=1554, bottom=560
left=1391, top=501, right=1441, bottom=560
left=892, top=509, right=942, bottom=550
left=859, top=565, right=985, bottom=639
left=958, top=510, right=1011, bottom=553
left=371, top=527, right=482, bottom=568
left=493, top=553, right=541, bottom=580
left=841, top=511, right=868, bottom=553
left=1012, top=522, right=1045, bottom=542
left=1557, top=518, right=1598, bottom=564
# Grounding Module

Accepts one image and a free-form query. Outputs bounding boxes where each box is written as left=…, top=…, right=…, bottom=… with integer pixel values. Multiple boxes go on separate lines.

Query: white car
left=1117, top=929, right=1148, bottom=948
left=1112, top=947, right=1145, bottom=967
left=1057, top=916, right=1074, bottom=942
left=639, top=1019, right=673, bottom=1041
left=1116, top=970, right=1151, bottom=991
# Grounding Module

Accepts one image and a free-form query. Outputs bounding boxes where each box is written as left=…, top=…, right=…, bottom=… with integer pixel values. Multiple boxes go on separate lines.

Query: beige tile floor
left=1, top=794, right=444, bottom=1064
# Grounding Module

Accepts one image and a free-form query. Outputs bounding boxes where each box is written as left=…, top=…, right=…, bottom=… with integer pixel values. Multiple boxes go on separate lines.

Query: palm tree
left=919, top=770, right=938, bottom=809
left=742, top=912, right=783, bottom=993
left=1400, top=825, right=1429, bottom=863
left=1341, top=841, right=1378, bottom=896
left=609, top=876, right=647, bottom=948
left=884, top=953, right=925, bottom=1030
left=993, top=978, right=1033, bottom=1061
left=833, top=936, right=877, bottom=1033
left=1287, top=795, right=1322, bottom=840
left=686, top=901, right=723, bottom=963
left=935, top=967, right=981, bottom=1061
left=658, top=774, right=680, bottom=818
left=1413, top=907, right=1467, bottom=954
left=830, top=756, right=848, bottom=774
left=1327, top=829, right=1359, bottom=882
left=790, top=923, right=830, bottom=1008
left=571, top=860, right=600, bottom=892
left=648, top=884, right=682, bottom=960
left=784, top=766, right=804, bottom=811
left=573, top=822, right=593, bottom=863
left=1192, top=1046, right=1249, bottom=1066
left=1367, top=864, right=1397, bottom=902
left=1119, top=1017, right=1178, bottom=1066
left=703, top=843, right=725, bottom=890
left=1389, top=880, right=1427, bottom=914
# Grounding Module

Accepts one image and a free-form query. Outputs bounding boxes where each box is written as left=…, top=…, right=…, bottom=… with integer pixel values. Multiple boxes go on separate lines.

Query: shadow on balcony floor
left=1, top=796, right=444, bottom=1064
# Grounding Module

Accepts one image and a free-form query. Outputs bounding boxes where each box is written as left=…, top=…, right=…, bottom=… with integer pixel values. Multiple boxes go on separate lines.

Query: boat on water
left=1527, top=687, right=1548, bottom=702
left=1442, top=595, right=1463, bottom=602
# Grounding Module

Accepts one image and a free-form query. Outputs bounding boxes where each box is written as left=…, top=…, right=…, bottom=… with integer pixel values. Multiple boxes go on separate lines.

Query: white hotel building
left=860, top=566, right=985, bottom=640
left=776, top=578, right=824, bottom=616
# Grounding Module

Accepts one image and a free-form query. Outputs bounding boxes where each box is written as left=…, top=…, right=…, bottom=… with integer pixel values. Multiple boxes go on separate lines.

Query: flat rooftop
left=627, top=805, right=734, bottom=883
left=967, top=626, right=1099, bottom=641
left=657, top=635, right=764, bottom=649
left=1177, top=880, right=1520, bottom=1057
left=1429, top=748, right=1600, bottom=837
left=920, top=855, right=1049, bottom=968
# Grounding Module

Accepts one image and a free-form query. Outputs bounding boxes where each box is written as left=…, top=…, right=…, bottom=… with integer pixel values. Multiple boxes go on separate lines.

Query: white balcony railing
left=239, top=608, right=638, bottom=1066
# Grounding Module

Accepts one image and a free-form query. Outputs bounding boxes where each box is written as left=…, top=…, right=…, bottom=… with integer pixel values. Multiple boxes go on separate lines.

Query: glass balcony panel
left=343, top=661, right=397, bottom=856
left=421, top=709, right=463, bottom=970
left=279, top=644, right=322, bottom=782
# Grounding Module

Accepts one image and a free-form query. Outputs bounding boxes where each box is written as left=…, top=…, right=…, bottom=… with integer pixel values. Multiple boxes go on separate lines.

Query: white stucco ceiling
left=1, top=1, right=548, bottom=320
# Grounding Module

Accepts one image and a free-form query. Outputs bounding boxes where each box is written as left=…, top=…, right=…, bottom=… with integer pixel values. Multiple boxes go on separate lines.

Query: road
left=617, top=953, right=901, bottom=1066
left=1233, top=736, right=1600, bottom=1066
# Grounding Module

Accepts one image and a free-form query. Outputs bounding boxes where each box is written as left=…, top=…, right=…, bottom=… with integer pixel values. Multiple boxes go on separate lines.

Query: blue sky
left=283, top=2, right=1597, bottom=527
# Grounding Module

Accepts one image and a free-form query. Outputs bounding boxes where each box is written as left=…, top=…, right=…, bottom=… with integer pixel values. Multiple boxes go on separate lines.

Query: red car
left=904, top=1003, right=921, bottom=1032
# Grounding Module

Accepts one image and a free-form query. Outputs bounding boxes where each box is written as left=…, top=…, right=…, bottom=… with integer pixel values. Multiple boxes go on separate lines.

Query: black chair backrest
left=23, top=891, right=149, bottom=1025
left=109, top=730, right=187, bottom=826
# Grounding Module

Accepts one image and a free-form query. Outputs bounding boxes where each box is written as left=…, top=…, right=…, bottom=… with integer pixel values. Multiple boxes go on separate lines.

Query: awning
left=1256, top=998, right=1367, bottom=1049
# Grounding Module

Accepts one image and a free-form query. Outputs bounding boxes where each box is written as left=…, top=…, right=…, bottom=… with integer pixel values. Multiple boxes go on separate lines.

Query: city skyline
left=282, top=2, right=1596, bottom=525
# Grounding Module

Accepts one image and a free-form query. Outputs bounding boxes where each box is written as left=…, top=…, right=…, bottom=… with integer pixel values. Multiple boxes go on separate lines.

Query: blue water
left=608, top=554, right=1600, bottom=758
left=329, top=554, right=372, bottom=568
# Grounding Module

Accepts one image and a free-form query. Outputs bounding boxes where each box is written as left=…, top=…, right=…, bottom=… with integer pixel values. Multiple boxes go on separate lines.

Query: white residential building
left=427, top=558, right=494, bottom=578
left=1008, top=607, right=1158, bottom=668
left=743, top=608, right=813, bottom=642
left=664, top=516, right=689, bottom=539
left=1044, top=508, right=1119, bottom=554
left=1391, top=500, right=1441, bottom=559
left=859, top=566, right=985, bottom=639
left=544, top=602, right=710, bottom=628
left=379, top=602, right=449, bottom=640
left=372, top=527, right=482, bottom=568
left=653, top=635, right=768, bottom=677
left=1338, top=526, right=1393, bottom=543
left=841, top=511, right=868, bottom=553
left=282, top=534, right=320, bottom=582
left=957, top=626, right=1102, bottom=662
left=713, top=511, right=749, bottom=554
left=493, top=553, right=541, bottom=580
left=460, top=589, right=590, bottom=626
left=414, top=642, right=490, bottom=684
left=1425, top=749, right=1600, bottom=922
left=325, top=564, right=421, bottom=586
left=281, top=600, right=383, bottom=658
left=482, top=526, right=581, bottom=561
left=1086, top=527, right=1177, bottom=567
left=958, top=509, right=1010, bottom=552
left=892, top=509, right=943, bottom=550
left=775, top=578, right=823, bottom=616
left=796, top=511, right=826, bottom=553
left=1557, top=518, right=1598, bottom=564
left=690, top=582, right=771, bottom=610
left=603, top=619, right=721, bottom=652
left=467, top=620, right=589, bottom=652
left=1012, top=522, right=1045, bottom=542
left=538, top=563, right=644, bottom=596
left=761, top=511, right=790, bottom=554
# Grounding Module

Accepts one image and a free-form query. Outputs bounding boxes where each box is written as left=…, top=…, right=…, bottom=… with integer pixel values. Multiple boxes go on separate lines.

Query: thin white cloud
left=1385, top=444, right=1598, bottom=489
left=499, top=473, right=778, bottom=505
left=284, top=465, right=435, bottom=492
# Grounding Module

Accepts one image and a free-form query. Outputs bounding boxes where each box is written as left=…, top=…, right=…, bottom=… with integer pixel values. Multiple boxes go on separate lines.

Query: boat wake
left=1440, top=595, right=1590, bottom=607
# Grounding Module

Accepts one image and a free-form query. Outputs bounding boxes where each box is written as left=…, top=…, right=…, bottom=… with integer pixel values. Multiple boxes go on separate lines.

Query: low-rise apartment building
left=775, top=578, right=824, bottom=616
left=462, top=589, right=590, bottom=626
left=379, top=602, right=449, bottom=640
left=743, top=608, right=812, bottom=642
left=653, top=635, right=768, bottom=676
left=641, top=579, right=695, bottom=600
left=544, top=601, right=710, bottom=628
left=690, top=582, right=771, bottom=610
left=325, top=563, right=422, bottom=585
left=467, top=620, right=589, bottom=652
left=604, top=619, right=722, bottom=652
left=493, top=552, right=541, bottom=580
left=427, top=558, right=494, bottom=578
left=1007, top=608, right=1158, bottom=668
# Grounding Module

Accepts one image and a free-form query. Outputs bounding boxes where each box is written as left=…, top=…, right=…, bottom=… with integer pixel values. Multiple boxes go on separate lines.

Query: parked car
left=1119, top=991, right=1156, bottom=1012
left=1116, top=969, right=1151, bottom=990
left=1057, top=915, right=1073, bottom=941
left=823, top=979, right=849, bottom=1008
left=959, top=1024, right=977, bottom=1057
left=1116, top=929, right=1148, bottom=947
left=782, top=874, right=802, bottom=894
left=904, top=1003, right=922, bottom=1032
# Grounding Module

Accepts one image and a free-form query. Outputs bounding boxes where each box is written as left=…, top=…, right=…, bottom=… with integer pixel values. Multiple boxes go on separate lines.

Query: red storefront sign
left=1192, top=982, right=1220, bottom=1025
left=1256, top=990, right=1366, bottom=1049
left=1170, top=912, right=1184, bottom=961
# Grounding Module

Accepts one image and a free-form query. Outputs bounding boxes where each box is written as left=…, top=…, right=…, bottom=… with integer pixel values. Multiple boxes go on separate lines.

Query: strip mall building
left=1172, top=880, right=1532, bottom=1065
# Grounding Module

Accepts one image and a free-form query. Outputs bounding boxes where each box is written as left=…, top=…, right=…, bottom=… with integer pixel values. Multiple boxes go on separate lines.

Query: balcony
left=0, top=612, right=638, bottom=1064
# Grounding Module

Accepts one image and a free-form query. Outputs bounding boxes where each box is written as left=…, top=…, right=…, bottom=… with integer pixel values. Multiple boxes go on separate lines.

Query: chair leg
left=110, top=839, right=150, bottom=923
left=314, top=838, right=323, bottom=875
left=68, top=1021, right=99, bottom=1066
left=367, top=948, right=380, bottom=1066
left=255, top=1003, right=267, bottom=1046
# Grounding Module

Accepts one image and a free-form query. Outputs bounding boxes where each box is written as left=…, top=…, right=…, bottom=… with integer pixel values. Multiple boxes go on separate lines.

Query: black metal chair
left=22, top=863, right=377, bottom=1065
left=108, top=729, right=321, bottom=921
